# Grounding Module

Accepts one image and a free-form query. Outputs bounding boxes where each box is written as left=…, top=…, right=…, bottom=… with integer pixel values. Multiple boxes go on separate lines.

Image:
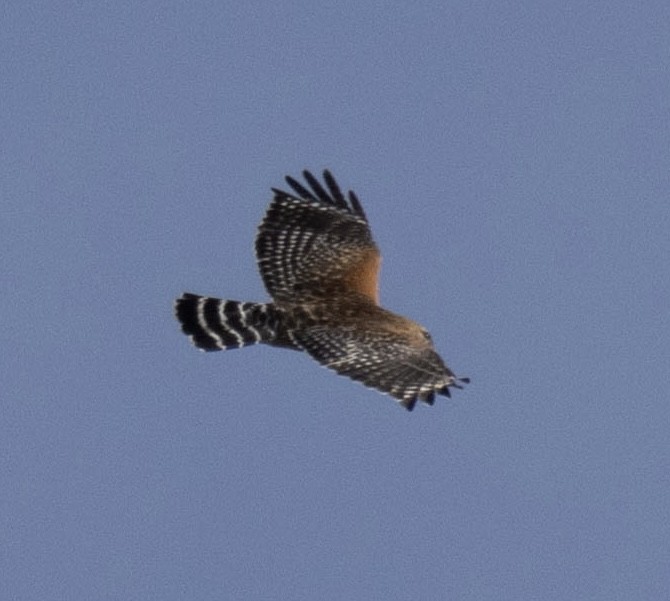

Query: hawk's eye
left=421, top=330, right=433, bottom=342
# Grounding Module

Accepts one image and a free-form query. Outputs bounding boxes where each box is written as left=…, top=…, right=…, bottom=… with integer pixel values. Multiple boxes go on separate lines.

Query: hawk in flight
left=175, top=170, right=468, bottom=410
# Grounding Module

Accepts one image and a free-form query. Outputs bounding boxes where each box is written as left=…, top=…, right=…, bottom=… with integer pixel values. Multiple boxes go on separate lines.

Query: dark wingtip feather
left=438, top=376, right=469, bottom=397
left=285, top=175, right=316, bottom=201
left=450, top=376, right=470, bottom=390
left=322, top=169, right=347, bottom=207
left=423, top=391, right=436, bottom=406
left=271, top=187, right=289, bottom=198
left=401, top=396, right=418, bottom=411
left=348, top=191, right=367, bottom=221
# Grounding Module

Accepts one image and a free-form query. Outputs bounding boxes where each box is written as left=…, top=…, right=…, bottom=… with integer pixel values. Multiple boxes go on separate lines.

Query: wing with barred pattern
left=255, top=170, right=381, bottom=304
left=289, top=322, right=463, bottom=411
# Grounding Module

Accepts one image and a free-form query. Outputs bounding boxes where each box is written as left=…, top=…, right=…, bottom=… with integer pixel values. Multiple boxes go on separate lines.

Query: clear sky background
left=2, top=2, right=669, bottom=599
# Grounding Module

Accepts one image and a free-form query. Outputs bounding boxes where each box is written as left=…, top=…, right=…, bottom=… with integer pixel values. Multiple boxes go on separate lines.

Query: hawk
left=175, top=170, right=468, bottom=410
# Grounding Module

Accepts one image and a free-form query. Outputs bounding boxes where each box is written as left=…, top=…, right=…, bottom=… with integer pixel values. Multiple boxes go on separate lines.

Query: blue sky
left=2, top=2, right=669, bottom=599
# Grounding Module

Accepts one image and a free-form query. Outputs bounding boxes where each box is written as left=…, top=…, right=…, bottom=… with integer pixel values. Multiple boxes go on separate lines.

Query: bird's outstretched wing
left=289, top=321, right=466, bottom=410
left=256, top=170, right=381, bottom=304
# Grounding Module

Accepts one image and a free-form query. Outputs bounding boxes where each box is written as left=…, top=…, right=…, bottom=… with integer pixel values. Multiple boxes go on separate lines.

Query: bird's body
left=175, top=170, right=467, bottom=410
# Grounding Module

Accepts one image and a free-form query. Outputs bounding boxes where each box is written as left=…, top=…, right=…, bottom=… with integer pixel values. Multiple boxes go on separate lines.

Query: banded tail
left=175, top=293, right=282, bottom=351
